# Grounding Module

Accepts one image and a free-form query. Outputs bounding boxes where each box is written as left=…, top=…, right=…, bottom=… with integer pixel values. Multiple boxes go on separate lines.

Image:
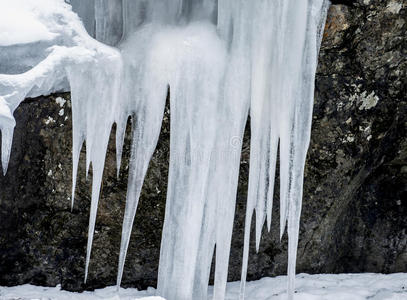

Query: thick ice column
left=95, top=0, right=123, bottom=46
left=121, top=0, right=147, bottom=38
left=116, top=25, right=169, bottom=288
left=217, top=1, right=270, bottom=299
left=70, top=0, right=123, bottom=45
left=70, top=0, right=96, bottom=37
left=212, top=2, right=254, bottom=300
left=157, top=23, right=226, bottom=300
left=116, top=1, right=219, bottom=290
left=122, top=0, right=183, bottom=37
left=181, top=0, right=218, bottom=22
left=285, top=1, right=329, bottom=297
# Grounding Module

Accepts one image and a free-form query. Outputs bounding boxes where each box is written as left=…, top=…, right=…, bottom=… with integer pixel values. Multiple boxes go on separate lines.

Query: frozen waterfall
left=0, top=0, right=329, bottom=299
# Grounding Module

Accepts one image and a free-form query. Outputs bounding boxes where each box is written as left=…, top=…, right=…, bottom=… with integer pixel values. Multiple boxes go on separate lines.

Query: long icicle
left=238, top=1, right=329, bottom=299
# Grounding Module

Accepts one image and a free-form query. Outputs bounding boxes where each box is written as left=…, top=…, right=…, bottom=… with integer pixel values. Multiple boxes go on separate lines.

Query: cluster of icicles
left=0, top=0, right=329, bottom=299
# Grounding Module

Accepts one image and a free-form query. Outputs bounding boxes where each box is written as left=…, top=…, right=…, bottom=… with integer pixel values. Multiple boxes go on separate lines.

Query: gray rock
left=0, top=0, right=406, bottom=292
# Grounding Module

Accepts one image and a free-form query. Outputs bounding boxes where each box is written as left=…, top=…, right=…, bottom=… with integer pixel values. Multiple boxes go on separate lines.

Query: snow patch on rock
left=358, top=91, right=380, bottom=110
left=386, top=1, right=403, bottom=14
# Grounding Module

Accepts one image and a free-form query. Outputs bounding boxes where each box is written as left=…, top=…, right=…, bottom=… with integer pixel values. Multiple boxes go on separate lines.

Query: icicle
left=0, top=126, right=13, bottom=175
left=70, top=0, right=96, bottom=37
left=0, top=97, right=15, bottom=174
left=285, top=1, right=330, bottom=298
left=95, top=0, right=123, bottom=46
left=116, top=24, right=168, bottom=288
left=66, top=50, right=123, bottom=282
left=117, top=2, right=224, bottom=296
left=236, top=1, right=330, bottom=299
left=114, top=116, right=127, bottom=179
left=181, top=0, right=218, bottom=22
left=157, top=22, right=226, bottom=300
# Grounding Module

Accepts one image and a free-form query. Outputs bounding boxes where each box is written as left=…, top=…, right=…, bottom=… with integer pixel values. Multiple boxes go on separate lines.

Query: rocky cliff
left=0, top=0, right=406, bottom=291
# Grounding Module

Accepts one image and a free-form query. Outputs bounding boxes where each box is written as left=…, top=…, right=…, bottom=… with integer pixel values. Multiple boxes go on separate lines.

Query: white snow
left=0, top=1, right=57, bottom=46
left=220, top=273, right=407, bottom=300
left=0, top=284, right=162, bottom=300
left=386, top=1, right=403, bottom=14
left=0, top=1, right=331, bottom=300
left=55, top=97, right=66, bottom=107
left=0, top=273, right=406, bottom=300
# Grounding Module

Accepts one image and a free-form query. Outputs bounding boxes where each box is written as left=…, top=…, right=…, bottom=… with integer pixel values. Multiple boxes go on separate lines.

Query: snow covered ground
left=1, top=273, right=406, bottom=300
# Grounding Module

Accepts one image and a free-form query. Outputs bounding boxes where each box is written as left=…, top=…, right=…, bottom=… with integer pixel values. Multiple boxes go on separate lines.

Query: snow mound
left=0, top=1, right=57, bottom=46
left=0, top=273, right=406, bottom=300
left=0, top=284, right=164, bottom=299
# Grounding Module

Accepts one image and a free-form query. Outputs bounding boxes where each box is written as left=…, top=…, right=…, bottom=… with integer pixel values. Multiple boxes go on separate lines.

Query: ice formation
left=0, top=1, right=329, bottom=300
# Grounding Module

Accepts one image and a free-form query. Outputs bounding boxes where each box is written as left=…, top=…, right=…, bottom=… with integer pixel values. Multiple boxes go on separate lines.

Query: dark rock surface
left=0, top=0, right=406, bottom=292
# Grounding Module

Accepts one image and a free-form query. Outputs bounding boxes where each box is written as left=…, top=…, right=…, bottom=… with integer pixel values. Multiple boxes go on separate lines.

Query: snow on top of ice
left=0, top=0, right=57, bottom=46
left=0, top=0, right=89, bottom=47
left=0, top=0, right=120, bottom=96
left=0, top=0, right=120, bottom=174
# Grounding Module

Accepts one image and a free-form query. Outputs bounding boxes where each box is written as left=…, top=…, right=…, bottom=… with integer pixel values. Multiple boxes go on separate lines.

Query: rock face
left=0, top=0, right=406, bottom=292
